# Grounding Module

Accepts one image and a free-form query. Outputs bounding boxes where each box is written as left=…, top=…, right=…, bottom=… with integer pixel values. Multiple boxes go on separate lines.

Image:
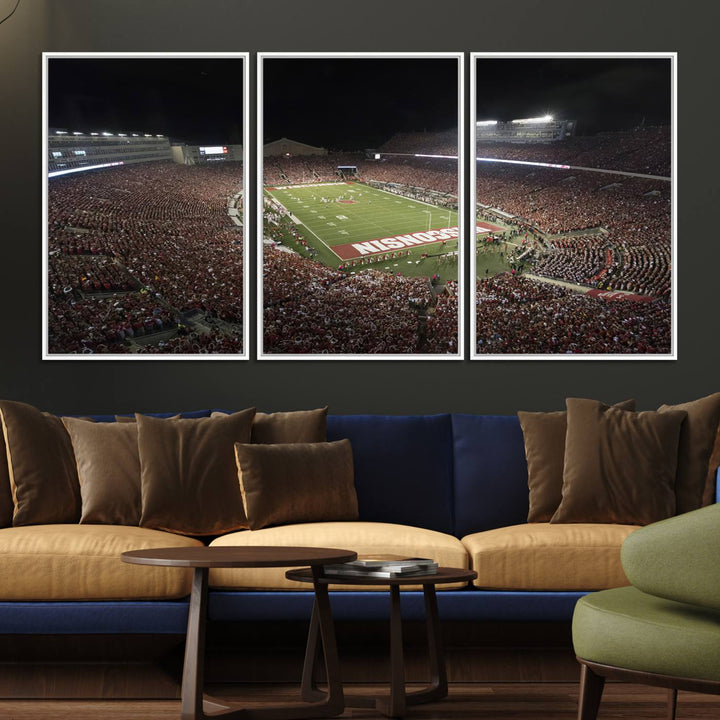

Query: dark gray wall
left=0, top=0, right=716, bottom=415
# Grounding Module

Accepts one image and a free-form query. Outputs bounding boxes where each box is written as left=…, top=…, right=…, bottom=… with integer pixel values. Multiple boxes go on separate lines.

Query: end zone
left=330, top=222, right=503, bottom=261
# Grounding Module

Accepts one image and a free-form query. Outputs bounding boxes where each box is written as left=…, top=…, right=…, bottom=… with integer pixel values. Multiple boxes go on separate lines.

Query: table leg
left=300, top=597, right=323, bottom=702
left=405, top=583, right=447, bottom=705
left=299, top=569, right=345, bottom=712
left=345, top=583, right=448, bottom=718
left=181, top=567, right=209, bottom=720
left=309, top=566, right=344, bottom=715
left=181, top=566, right=343, bottom=720
left=375, top=585, right=407, bottom=718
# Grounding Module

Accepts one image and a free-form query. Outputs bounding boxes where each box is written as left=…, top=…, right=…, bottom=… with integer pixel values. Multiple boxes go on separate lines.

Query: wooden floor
left=1, top=683, right=719, bottom=719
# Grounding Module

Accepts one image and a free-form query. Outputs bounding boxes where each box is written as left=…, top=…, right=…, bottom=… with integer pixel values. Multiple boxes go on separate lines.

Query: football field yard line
left=294, top=218, right=334, bottom=253
left=266, top=188, right=336, bottom=253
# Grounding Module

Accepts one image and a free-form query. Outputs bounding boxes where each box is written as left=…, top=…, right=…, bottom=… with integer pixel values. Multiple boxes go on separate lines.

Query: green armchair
left=572, top=503, right=720, bottom=720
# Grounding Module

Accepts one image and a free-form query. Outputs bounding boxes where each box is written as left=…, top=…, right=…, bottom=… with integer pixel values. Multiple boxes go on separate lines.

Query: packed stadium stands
left=477, top=126, right=670, bottom=177
left=46, top=123, right=671, bottom=356
left=378, top=125, right=669, bottom=177
left=260, top=124, right=671, bottom=355
left=47, top=161, right=243, bottom=354
left=475, top=274, right=671, bottom=355
left=263, top=246, right=446, bottom=354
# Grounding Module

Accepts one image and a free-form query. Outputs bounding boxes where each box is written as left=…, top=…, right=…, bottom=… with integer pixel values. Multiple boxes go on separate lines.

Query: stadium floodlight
left=144, top=134, right=153, bottom=137
left=477, top=156, right=570, bottom=170
left=414, top=153, right=458, bottom=160
left=118, top=133, right=127, bottom=137
left=48, top=161, right=124, bottom=179
left=476, top=120, right=498, bottom=126
left=132, top=133, right=139, bottom=137
left=55, top=130, right=67, bottom=135
left=72, top=131, right=83, bottom=135
left=511, top=115, right=554, bottom=124
left=90, top=132, right=99, bottom=136
left=156, top=134, right=164, bottom=138
left=102, top=132, right=114, bottom=136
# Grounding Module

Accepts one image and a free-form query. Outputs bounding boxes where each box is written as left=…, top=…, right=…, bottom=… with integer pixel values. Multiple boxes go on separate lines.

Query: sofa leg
left=578, top=663, right=605, bottom=720
left=667, top=688, right=678, bottom=720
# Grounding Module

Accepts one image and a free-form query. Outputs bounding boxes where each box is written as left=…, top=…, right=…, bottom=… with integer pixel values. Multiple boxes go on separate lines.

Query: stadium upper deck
left=48, top=130, right=172, bottom=174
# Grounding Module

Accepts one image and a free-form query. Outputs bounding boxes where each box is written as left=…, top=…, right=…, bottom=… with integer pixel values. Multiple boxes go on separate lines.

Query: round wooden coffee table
left=286, top=566, right=477, bottom=718
left=122, top=546, right=356, bottom=720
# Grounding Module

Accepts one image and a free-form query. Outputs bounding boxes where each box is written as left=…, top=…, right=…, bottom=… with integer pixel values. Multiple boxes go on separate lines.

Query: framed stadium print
left=470, top=53, right=676, bottom=360
left=257, top=52, right=464, bottom=360
left=43, top=53, right=249, bottom=359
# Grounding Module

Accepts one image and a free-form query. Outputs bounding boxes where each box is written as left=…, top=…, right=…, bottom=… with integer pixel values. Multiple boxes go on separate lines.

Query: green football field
left=265, top=182, right=460, bottom=280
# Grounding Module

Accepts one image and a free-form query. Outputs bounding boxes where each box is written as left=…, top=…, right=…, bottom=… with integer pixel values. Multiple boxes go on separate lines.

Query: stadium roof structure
left=263, top=137, right=328, bottom=156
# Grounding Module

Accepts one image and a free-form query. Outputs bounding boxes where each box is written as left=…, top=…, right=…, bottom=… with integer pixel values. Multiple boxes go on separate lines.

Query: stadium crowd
left=477, top=127, right=671, bottom=178
left=424, top=281, right=459, bottom=354
left=132, top=330, right=243, bottom=354
left=263, top=245, right=456, bottom=354
left=258, top=126, right=670, bottom=354
left=264, top=154, right=363, bottom=186
left=476, top=163, right=670, bottom=298
left=263, top=154, right=458, bottom=197
left=602, top=244, right=671, bottom=297
left=361, top=157, right=457, bottom=196
left=49, top=293, right=178, bottom=354
left=379, top=129, right=458, bottom=157
left=533, top=236, right=610, bottom=286
left=378, top=126, right=670, bottom=177
left=475, top=273, right=671, bottom=354
left=47, top=161, right=244, bottom=354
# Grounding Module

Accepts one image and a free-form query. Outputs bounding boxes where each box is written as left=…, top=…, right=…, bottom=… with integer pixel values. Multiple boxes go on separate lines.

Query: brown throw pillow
left=62, top=417, right=141, bottom=525
left=658, top=393, right=720, bottom=514
left=0, top=434, right=13, bottom=528
left=212, top=407, right=328, bottom=444
left=552, top=398, right=686, bottom=525
left=235, top=440, right=358, bottom=530
left=519, top=399, right=636, bottom=522
left=252, top=408, right=328, bottom=443
left=0, top=400, right=81, bottom=525
left=138, top=409, right=255, bottom=536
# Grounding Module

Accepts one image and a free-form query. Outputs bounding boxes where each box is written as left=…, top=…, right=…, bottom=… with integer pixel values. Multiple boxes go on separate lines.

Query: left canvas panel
left=43, top=53, right=249, bottom=359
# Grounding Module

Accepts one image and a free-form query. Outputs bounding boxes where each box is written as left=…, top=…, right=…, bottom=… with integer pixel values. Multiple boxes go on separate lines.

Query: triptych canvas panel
left=43, top=52, right=674, bottom=360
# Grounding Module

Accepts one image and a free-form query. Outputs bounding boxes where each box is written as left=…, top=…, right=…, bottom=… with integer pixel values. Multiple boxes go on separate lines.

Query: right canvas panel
left=471, top=53, right=675, bottom=359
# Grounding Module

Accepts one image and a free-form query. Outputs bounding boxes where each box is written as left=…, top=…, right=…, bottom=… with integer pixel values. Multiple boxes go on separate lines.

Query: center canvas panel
left=258, top=54, right=463, bottom=359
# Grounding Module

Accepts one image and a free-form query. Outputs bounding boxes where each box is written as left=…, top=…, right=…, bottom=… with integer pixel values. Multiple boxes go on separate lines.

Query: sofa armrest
left=621, top=503, right=720, bottom=611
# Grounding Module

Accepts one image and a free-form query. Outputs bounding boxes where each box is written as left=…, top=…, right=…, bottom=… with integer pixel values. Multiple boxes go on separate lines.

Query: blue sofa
left=1, top=410, right=674, bottom=637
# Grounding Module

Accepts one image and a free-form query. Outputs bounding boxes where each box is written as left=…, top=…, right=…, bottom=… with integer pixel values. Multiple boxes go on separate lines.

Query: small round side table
left=286, top=565, right=477, bottom=718
left=122, top=545, right=356, bottom=720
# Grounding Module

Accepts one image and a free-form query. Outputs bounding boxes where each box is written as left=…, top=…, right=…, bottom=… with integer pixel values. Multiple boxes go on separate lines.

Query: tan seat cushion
left=462, top=523, right=639, bottom=591
left=209, top=521, right=469, bottom=591
left=0, top=525, right=203, bottom=600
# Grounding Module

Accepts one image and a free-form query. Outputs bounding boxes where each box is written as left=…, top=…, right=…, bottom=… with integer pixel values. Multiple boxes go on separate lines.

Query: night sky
left=262, top=58, right=459, bottom=150
left=48, top=56, right=460, bottom=151
left=48, top=56, right=671, bottom=150
left=476, top=57, right=672, bottom=135
left=49, top=57, right=245, bottom=145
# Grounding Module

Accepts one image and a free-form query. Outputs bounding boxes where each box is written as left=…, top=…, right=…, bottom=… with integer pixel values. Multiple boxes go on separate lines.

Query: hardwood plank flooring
left=0, top=683, right=719, bottom=719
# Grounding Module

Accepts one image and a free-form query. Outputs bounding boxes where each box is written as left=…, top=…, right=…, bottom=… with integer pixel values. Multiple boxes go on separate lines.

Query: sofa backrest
left=88, top=410, right=211, bottom=422
left=327, top=414, right=455, bottom=535
left=451, top=414, right=529, bottom=537
left=78, top=409, right=531, bottom=539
